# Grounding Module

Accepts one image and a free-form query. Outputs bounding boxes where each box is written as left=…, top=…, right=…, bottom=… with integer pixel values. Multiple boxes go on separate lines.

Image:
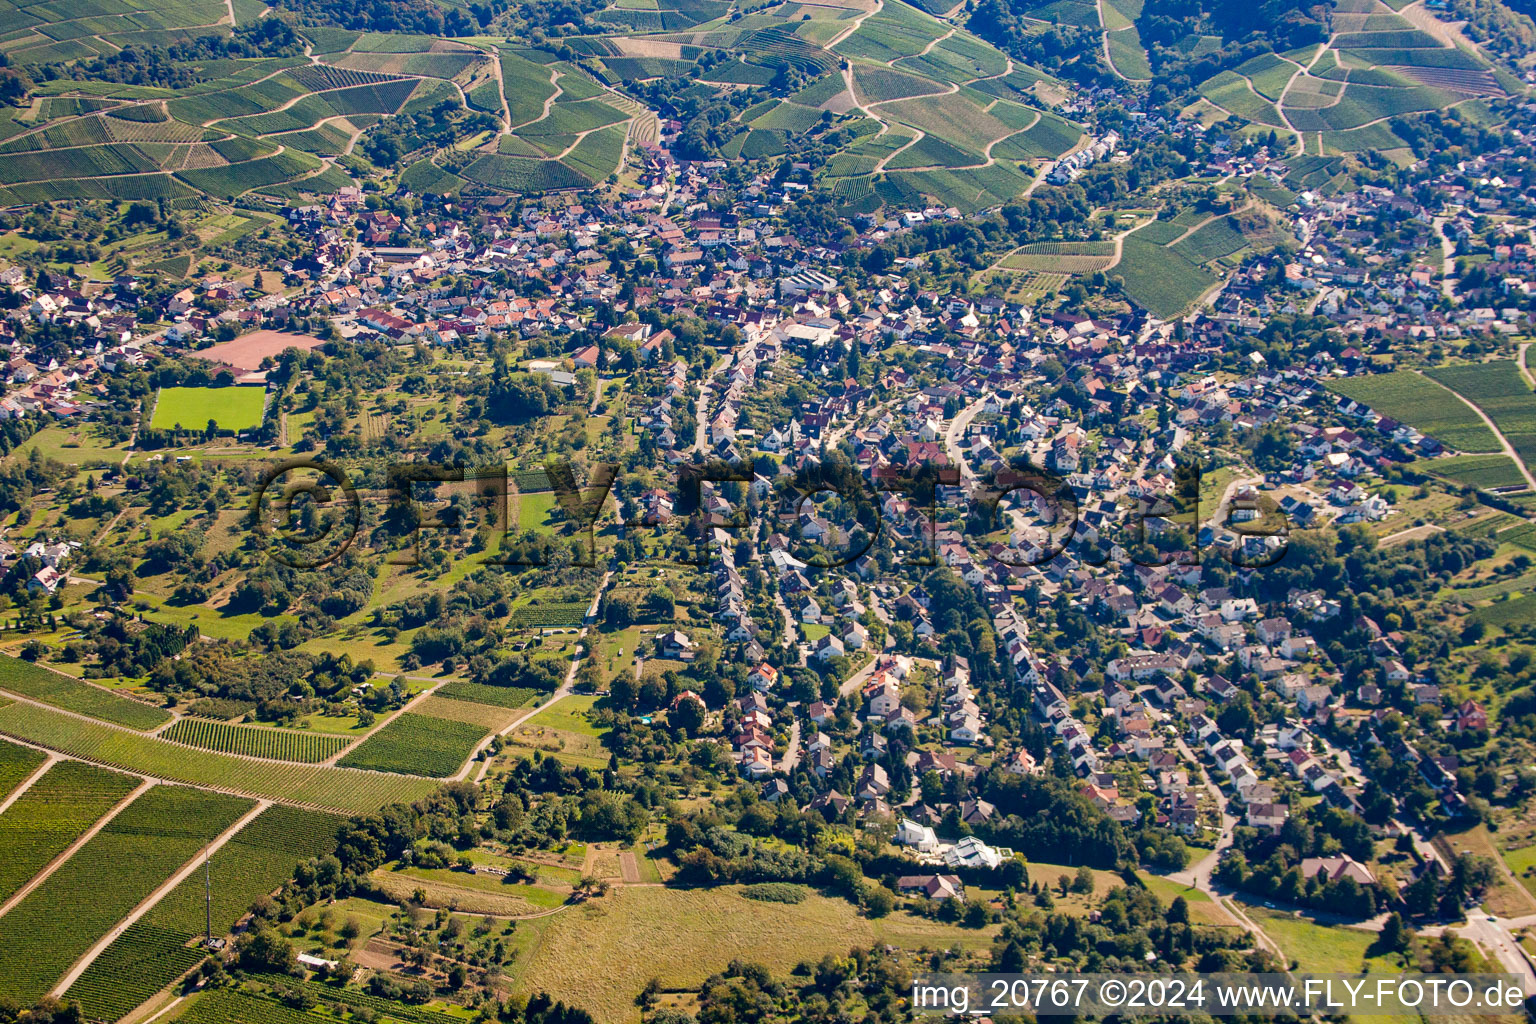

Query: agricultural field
left=150, top=386, right=266, bottom=433
left=66, top=804, right=344, bottom=1022
left=162, top=718, right=352, bottom=763
left=1000, top=240, right=1116, bottom=273
left=174, top=987, right=459, bottom=1024
left=335, top=711, right=486, bottom=777
left=413, top=694, right=522, bottom=730
left=1176, top=0, right=1503, bottom=137
left=1427, top=362, right=1536, bottom=470
left=0, top=700, right=439, bottom=813
left=436, top=681, right=539, bottom=708
left=0, top=760, right=140, bottom=906
left=0, top=737, right=45, bottom=801
left=1473, top=593, right=1536, bottom=631
left=1424, top=453, right=1527, bottom=491
left=1327, top=371, right=1502, bottom=453
left=1115, top=234, right=1219, bottom=320
left=0, top=784, right=253, bottom=1005
left=511, top=601, right=589, bottom=627
left=0, top=656, right=171, bottom=730
left=370, top=863, right=568, bottom=915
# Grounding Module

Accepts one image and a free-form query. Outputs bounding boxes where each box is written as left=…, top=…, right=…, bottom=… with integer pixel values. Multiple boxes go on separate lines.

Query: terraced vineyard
left=0, top=760, right=140, bottom=906
left=511, top=602, right=590, bottom=627
left=163, top=718, right=352, bottom=763
left=336, top=711, right=486, bottom=777
left=1176, top=0, right=1506, bottom=154
left=436, top=682, right=538, bottom=708
left=0, top=785, right=253, bottom=1005
left=1327, top=371, right=1501, bottom=453
left=0, top=738, right=45, bottom=801
left=0, top=655, right=171, bottom=730
left=0, top=701, right=438, bottom=813
left=66, top=804, right=344, bottom=1022
left=0, top=0, right=1090, bottom=211
left=1427, top=362, right=1536, bottom=470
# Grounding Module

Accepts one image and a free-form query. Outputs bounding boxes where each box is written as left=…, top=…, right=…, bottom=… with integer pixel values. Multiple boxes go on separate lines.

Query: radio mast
left=204, top=843, right=211, bottom=945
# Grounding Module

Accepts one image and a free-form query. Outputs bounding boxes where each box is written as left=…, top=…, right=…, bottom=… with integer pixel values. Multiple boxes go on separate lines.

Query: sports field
left=151, top=386, right=266, bottom=432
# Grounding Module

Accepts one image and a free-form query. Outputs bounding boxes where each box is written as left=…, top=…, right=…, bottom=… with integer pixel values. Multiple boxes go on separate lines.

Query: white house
left=895, top=817, right=939, bottom=852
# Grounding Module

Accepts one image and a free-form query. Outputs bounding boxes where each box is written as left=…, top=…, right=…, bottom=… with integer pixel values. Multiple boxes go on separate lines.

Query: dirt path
left=188, top=62, right=335, bottom=127
left=826, top=0, right=883, bottom=52
left=1417, top=370, right=1536, bottom=489
left=844, top=65, right=888, bottom=138
left=874, top=128, right=924, bottom=172
left=1097, top=0, right=1148, bottom=83
left=1434, top=215, right=1458, bottom=298
left=866, top=80, right=960, bottom=172
left=1400, top=0, right=1478, bottom=52
left=1166, top=201, right=1253, bottom=247
left=148, top=712, right=184, bottom=737
left=510, top=68, right=563, bottom=134
left=1102, top=218, right=1142, bottom=269
left=488, top=47, right=512, bottom=132
left=912, top=25, right=955, bottom=60
left=1521, top=343, right=1535, bottom=390
left=977, top=213, right=1142, bottom=284
left=51, top=799, right=272, bottom=997
left=550, top=128, right=600, bottom=161
left=132, top=996, right=185, bottom=1024
left=1275, top=38, right=1334, bottom=153
left=0, top=753, right=56, bottom=816
left=470, top=569, right=615, bottom=782
left=0, top=778, right=155, bottom=921
left=1379, top=522, right=1445, bottom=547
left=91, top=506, right=129, bottom=545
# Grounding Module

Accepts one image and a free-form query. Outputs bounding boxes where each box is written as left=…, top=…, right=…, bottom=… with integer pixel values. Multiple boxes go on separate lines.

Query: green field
left=0, top=785, right=253, bottom=1005
left=1199, top=71, right=1286, bottom=127
left=336, top=711, right=485, bottom=777
left=506, top=884, right=999, bottom=1024
left=1170, top=217, right=1249, bottom=263
left=163, top=718, right=351, bottom=763
left=1327, top=371, right=1501, bottom=453
left=0, top=656, right=171, bottom=730
left=507, top=694, right=608, bottom=767
left=7, top=424, right=128, bottom=466
left=1473, top=593, right=1536, bottom=630
left=66, top=804, right=344, bottom=1021
left=151, top=386, right=266, bottom=432
left=1136, top=873, right=1232, bottom=926
left=1238, top=901, right=1403, bottom=975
